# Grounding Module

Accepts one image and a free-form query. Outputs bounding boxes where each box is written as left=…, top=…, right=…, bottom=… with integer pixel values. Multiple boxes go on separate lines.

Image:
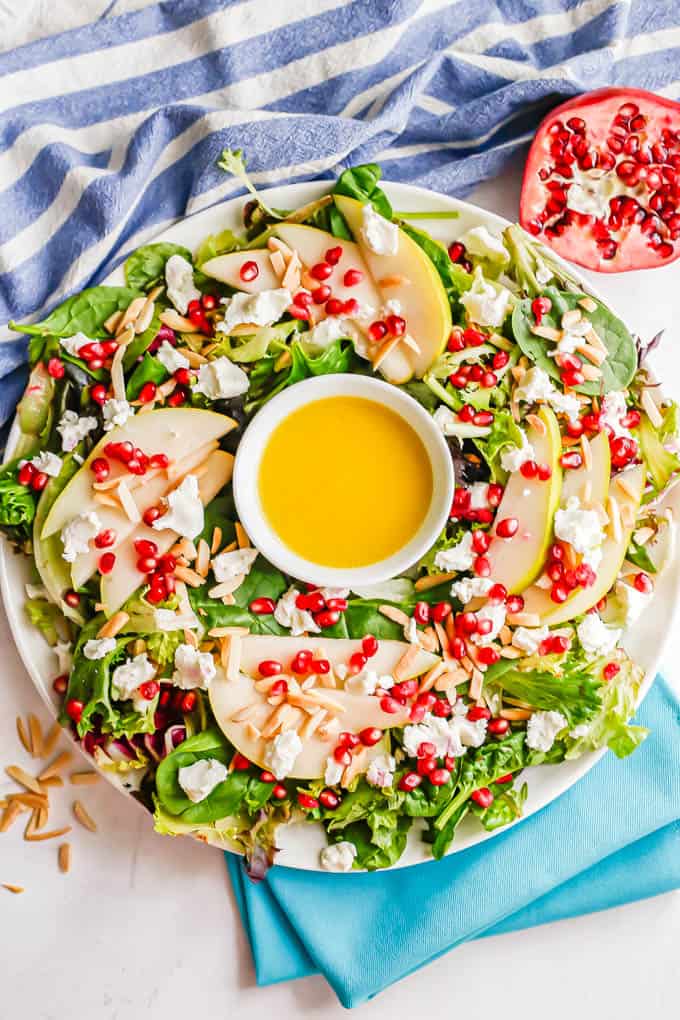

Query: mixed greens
left=2, top=154, right=677, bottom=875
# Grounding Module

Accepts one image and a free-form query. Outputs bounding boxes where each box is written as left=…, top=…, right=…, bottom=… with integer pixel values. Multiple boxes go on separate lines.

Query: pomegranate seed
left=531, top=296, right=552, bottom=325
left=343, top=268, right=363, bottom=287
left=471, top=530, right=490, bottom=554
left=492, top=350, right=510, bottom=370
left=449, top=372, right=468, bottom=389
left=349, top=651, right=367, bottom=672
left=548, top=560, right=564, bottom=582
left=64, top=590, right=80, bottom=608
left=474, top=555, right=491, bottom=577
left=537, top=463, right=553, bottom=481
left=98, top=552, right=115, bottom=574
left=314, top=609, right=341, bottom=628
left=448, top=329, right=465, bottom=352
left=250, top=597, right=275, bottom=615
left=463, top=327, right=485, bottom=348
left=313, top=659, right=331, bottom=675
left=297, top=793, right=319, bottom=811
left=471, top=787, right=494, bottom=808
left=417, top=755, right=437, bottom=776
left=319, top=789, right=340, bottom=810
left=359, top=727, right=383, bottom=747
left=142, top=506, right=161, bottom=526
left=416, top=741, right=437, bottom=759
left=551, top=583, right=570, bottom=603
left=65, top=698, right=84, bottom=723
left=270, top=679, right=289, bottom=697
left=272, top=785, right=287, bottom=800
left=333, top=746, right=352, bottom=766
left=294, top=291, right=312, bottom=308
left=167, top=387, right=188, bottom=407
left=310, top=261, right=332, bottom=281
left=325, top=297, right=344, bottom=316
left=610, top=436, right=638, bottom=469
left=362, top=635, right=378, bottom=657
left=386, top=314, right=406, bottom=337
left=431, top=601, right=452, bottom=622
left=429, top=768, right=451, bottom=786
left=368, top=320, right=388, bottom=342
left=473, top=411, right=494, bottom=427
left=432, top=699, right=452, bottom=718
left=201, top=294, right=217, bottom=311
left=451, top=637, right=466, bottom=659
left=380, top=695, right=401, bottom=714
left=259, top=771, right=276, bottom=783
left=519, top=459, right=538, bottom=479
left=342, top=298, right=359, bottom=316
left=289, top=303, right=310, bottom=321
left=53, top=674, right=68, bottom=696
left=138, top=381, right=157, bottom=403
left=459, top=612, right=478, bottom=633
left=399, top=772, right=422, bottom=792
left=496, top=516, right=519, bottom=539
left=174, top=367, right=192, bottom=386
left=17, top=463, right=34, bottom=486
left=467, top=705, right=491, bottom=721
left=145, top=586, right=165, bottom=604
left=325, top=246, right=343, bottom=265
left=291, top=651, right=312, bottom=674
left=413, top=601, right=430, bottom=625
left=258, top=659, right=282, bottom=677
left=239, top=261, right=260, bottom=283
left=488, top=717, right=510, bottom=736
left=603, top=662, right=621, bottom=682
left=134, top=538, right=158, bottom=557
left=325, top=597, right=348, bottom=611
left=469, top=364, right=484, bottom=382
left=561, top=450, right=583, bottom=470
left=476, top=619, right=493, bottom=637
left=47, top=357, right=65, bottom=379
left=31, top=471, right=48, bottom=491
left=552, top=636, right=571, bottom=654
left=94, top=529, right=117, bottom=549
left=633, top=572, right=653, bottom=594
left=311, top=285, right=331, bottom=304
left=448, top=241, right=466, bottom=262
left=139, top=680, right=160, bottom=701
left=487, top=483, right=504, bottom=507
left=477, top=646, right=500, bottom=665
left=393, top=679, right=418, bottom=700
left=486, top=583, right=506, bottom=604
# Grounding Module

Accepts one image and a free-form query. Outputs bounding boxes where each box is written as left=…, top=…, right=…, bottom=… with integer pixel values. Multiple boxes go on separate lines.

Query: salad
left=1, top=154, right=677, bottom=875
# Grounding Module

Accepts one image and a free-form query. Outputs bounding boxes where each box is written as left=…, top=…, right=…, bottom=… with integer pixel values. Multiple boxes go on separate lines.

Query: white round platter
left=1, top=180, right=678, bottom=873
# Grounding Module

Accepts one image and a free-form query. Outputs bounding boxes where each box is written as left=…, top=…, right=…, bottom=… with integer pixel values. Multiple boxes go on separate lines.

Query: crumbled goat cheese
left=264, top=730, right=303, bottom=780
left=165, top=254, right=201, bottom=315
left=515, top=366, right=580, bottom=421
left=434, top=531, right=475, bottom=572
left=30, top=451, right=63, bottom=477
left=103, top=398, right=134, bottom=431
left=360, top=203, right=399, bottom=255
left=577, top=614, right=621, bottom=657
left=468, top=482, right=489, bottom=510
left=302, top=316, right=357, bottom=352
left=154, top=607, right=200, bottom=631
left=403, top=705, right=487, bottom=760
left=61, top=511, right=102, bottom=563
left=471, top=602, right=506, bottom=646
left=512, top=625, right=550, bottom=654
left=152, top=474, right=204, bottom=539
left=403, top=616, right=421, bottom=645
left=192, top=357, right=249, bottom=400
left=178, top=758, right=228, bottom=803
left=450, top=576, right=494, bottom=605
left=600, top=391, right=632, bottom=439
left=57, top=411, right=97, bottom=452
left=172, top=643, right=216, bottom=690
left=612, top=580, right=652, bottom=627
left=459, top=225, right=509, bottom=264
left=274, top=587, right=320, bottom=637
left=59, top=332, right=92, bottom=357
left=366, top=753, right=396, bottom=789
left=460, top=267, right=513, bottom=328
left=112, top=652, right=156, bottom=702
left=345, top=669, right=394, bottom=696
left=211, top=546, right=258, bottom=584
left=83, top=636, right=117, bottom=660
left=218, top=289, right=292, bottom=334
left=525, top=710, right=567, bottom=752
left=433, top=405, right=458, bottom=435
left=554, top=496, right=605, bottom=570
left=319, top=587, right=350, bottom=601
left=320, top=841, right=357, bottom=872
left=156, top=340, right=190, bottom=374
left=324, top=756, right=345, bottom=786
left=500, top=429, right=535, bottom=473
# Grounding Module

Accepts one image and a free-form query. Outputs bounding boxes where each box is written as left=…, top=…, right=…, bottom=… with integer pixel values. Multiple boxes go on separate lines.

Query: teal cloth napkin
left=226, top=678, right=680, bottom=1007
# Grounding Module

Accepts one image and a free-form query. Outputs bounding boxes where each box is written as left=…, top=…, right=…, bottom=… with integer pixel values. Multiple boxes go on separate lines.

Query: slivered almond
left=208, top=626, right=250, bottom=638
left=526, top=412, right=546, bottom=435
left=116, top=296, right=146, bottom=335
left=70, top=771, right=100, bottom=786
left=222, top=594, right=236, bottom=606
left=40, top=776, right=63, bottom=788
left=419, top=660, right=446, bottom=693
left=92, top=475, right=124, bottom=491
left=208, top=575, right=245, bottom=599
left=433, top=621, right=450, bottom=656
left=468, top=669, right=484, bottom=701
left=581, top=434, right=593, bottom=472
left=267, top=236, right=294, bottom=258
left=279, top=705, right=304, bottom=733
left=445, top=613, right=457, bottom=646
left=16, top=716, right=31, bottom=753
left=371, top=334, right=402, bottom=370
left=581, top=480, right=593, bottom=504
left=535, top=572, right=553, bottom=590
left=579, top=296, right=597, bottom=313
left=97, top=611, right=130, bottom=639
left=500, top=646, right=523, bottom=659
left=460, top=655, right=475, bottom=675
left=219, top=540, right=238, bottom=555
left=110, top=325, right=134, bottom=400
left=9, top=792, right=47, bottom=810
left=26, top=826, right=72, bottom=842
left=244, top=723, right=261, bottom=742
left=379, top=604, right=410, bottom=626
left=415, top=571, right=456, bottom=592
left=220, top=634, right=241, bottom=682
left=2, top=884, right=24, bottom=894
left=160, top=309, right=195, bottom=333
left=499, top=625, right=512, bottom=645
left=299, top=709, right=327, bottom=739
left=620, top=504, right=635, bottom=529
left=73, top=801, right=97, bottom=833
left=231, top=703, right=261, bottom=723
left=93, top=492, right=121, bottom=509
left=506, top=611, right=541, bottom=627
left=434, top=667, right=469, bottom=692
left=261, top=704, right=290, bottom=739
left=377, top=273, right=409, bottom=288
left=36, top=806, right=48, bottom=830
left=319, top=672, right=337, bottom=689
left=511, top=365, right=526, bottom=383
left=318, top=717, right=341, bottom=741
left=195, top=539, right=211, bottom=578
left=132, top=638, right=147, bottom=655
left=174, top=538, right=198, bottom=561
left=500, top=708, right=532, bottom=721
left=561, top=309, right=582, bottom=329
left=167, top=440, right=219, bottom=482
left=581, top=363, right=602, bottom=382
left=305, top=689, right=346, bottom=714
left=58, top=843, right=71, bottom=873
left=27, top=714, right=43, bottom=757
left=608, top=494, right=622, bottom=543
left=584, top=327, right=607, bottom=352
left=281, top=250, right=301, bottom=292
left=0, top=801, right=23, bottom=832
left=532, top=324, right=561, bottom=341
left=134, top=287, right=162, bottom=335
left=633, top=526, right=655, bottom=546
left=641, top=389, right=663, bottom=429
left=269, top=249, right=286, bottom=277
left=116, top=480, right=141, bottom=523
left=235, top=522, right=250, bottom=548
left=104, top=309, right=123, bottom=334
left=419, top=627, right=438, bottom=653
left=342, top=746, right=369, bottom=788
left=39, top=751, right=73, bottom=781
left=177, top=347, right=208, bottom=367
left=211, top=526, right=222, bottom=555
left=5, top=766, right=44, bottom=795
left=576, top=342, right=606, bottom=366
left=393, top=644, right=420, bottom=683
left=175, top=565, right=205, bottom=588
left=401, top=334, right=421, bottom=354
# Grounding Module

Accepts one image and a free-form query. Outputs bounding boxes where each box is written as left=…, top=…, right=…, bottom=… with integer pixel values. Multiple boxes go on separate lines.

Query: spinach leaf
left=188, top=556, right=288, bottom=635
left=246, top=339, right=357, bottom=412
left=155, top=728, right=250, bottom=823
left=125, top=242, right=192, bottom=292
left=470, top=781, right=528, bottom=831
left=11, top=286, right=141, bottom=340
left=125, top=352, right=168, bottom=399
left=512, top=286, right=637, bottom=394
left=625, top=536, right=657, bottom=574
left=308, top=201, right=353, bottom=240
left=121, top=310, right=162, bottom=370
left=344, top=600, right=404, bottom=641
left=333, top=163, right=392, bottom=219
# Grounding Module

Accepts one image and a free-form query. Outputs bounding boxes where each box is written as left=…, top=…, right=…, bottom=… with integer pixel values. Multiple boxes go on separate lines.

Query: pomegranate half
left=520, top=88, right=680, bottom=273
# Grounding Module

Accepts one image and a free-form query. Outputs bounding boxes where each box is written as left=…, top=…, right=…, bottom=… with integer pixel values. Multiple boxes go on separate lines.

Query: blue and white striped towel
left=1, top=0, right=680, bottom=428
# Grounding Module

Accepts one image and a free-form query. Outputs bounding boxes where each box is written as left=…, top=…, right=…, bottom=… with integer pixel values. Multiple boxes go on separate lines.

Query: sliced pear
left=42, top=408, right=235, bottom=541
left=485, top=406, right=562, bottom=594
left=561, top=431, right=610, bottom=506
left=239, top=634, right=438, bottom=681
left=33, top=462, right=84, bottom=624
left=99, top=450, right=234, bottom=616
left=333, top=195, right=452, bottom=379
left=209, top=668, right=410, bottom=779
left=201, top=249, right=281, bottom=293
left=522, top=464, right=645, bottom=625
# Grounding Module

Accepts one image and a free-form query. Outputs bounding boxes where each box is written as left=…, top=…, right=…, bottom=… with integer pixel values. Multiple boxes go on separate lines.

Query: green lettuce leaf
left=0, top=459, right=38, bottom=545
left=124, top=242, right=192, bottom=292
left=638, top=411, right=680, bottom=492
left=564, top=654, right=648, bottom=760
left=25, top=597, right=68, bottom=646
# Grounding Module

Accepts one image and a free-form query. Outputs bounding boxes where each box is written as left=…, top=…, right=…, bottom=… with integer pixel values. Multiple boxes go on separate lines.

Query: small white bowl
left=233, top=373, right=454, bottom=588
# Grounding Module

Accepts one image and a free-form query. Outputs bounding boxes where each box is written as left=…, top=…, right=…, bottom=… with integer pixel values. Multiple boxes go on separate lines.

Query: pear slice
left=238, top=634, right=439, bottom=681
left=201, top=249, right=281, bottom=293
left=485, top=406, right=562, bottom=594
left=99, top=450, right=234, bottom=616
left=332, top=195, right=452, bottom=379
left=561, top=431, right=611, bottom=506
left=522, top=463, right=645, bottom=625
left=42, top=408, right=235, bottom=541
left=209, top=669, right=410, bottom=780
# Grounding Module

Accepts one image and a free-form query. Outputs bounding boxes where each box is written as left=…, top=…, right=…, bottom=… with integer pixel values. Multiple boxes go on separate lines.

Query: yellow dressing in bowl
left=258, top=396, right=433, bottom=568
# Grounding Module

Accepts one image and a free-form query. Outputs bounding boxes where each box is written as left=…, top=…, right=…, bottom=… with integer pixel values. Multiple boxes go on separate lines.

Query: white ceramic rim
left=1, top=178, right=678, bottom=873
left=233, top=373, right=454, bottom=587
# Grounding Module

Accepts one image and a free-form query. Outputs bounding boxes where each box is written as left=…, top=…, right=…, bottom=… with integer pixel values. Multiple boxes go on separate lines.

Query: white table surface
left=1, top=157, right=679, bottom=1019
